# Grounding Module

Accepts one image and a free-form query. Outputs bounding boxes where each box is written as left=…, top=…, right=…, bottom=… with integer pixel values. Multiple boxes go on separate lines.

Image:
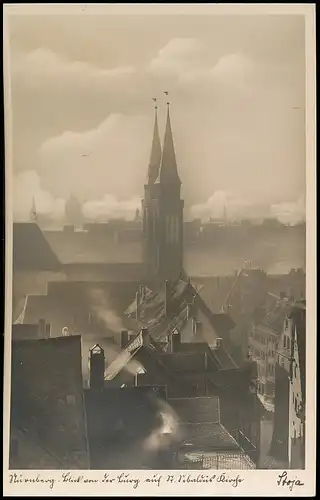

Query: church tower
left=142, top=101, right=184, bottom=284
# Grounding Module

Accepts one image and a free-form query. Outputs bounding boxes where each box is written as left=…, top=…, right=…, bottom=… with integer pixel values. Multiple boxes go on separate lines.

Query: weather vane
left=152, top=97, right=158, bottom=110
left=164, top=91, right=170, bottom=106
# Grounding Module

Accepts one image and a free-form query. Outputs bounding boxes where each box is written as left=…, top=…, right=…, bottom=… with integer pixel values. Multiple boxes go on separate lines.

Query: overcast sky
left=7, top=12, right=306, bottom=222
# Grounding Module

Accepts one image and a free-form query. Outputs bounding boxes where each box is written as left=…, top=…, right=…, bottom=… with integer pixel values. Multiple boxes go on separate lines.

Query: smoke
left=143, top=399, right=181, bottom=452
left=86, top=287, right=124, bottom=333
left=82, top=194, right=141, bottom=222
left=189, top=190, right=306, bottom=225
left=13, top=170, right=66, bottom=222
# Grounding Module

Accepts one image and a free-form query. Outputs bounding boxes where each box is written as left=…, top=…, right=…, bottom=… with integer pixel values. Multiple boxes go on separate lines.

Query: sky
left=6, top=11, right=306, bottom=223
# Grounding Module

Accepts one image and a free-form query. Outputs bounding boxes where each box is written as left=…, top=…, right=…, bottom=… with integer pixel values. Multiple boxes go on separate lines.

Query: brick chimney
left=89, top=344, right=105, bottom=391
left=216, top=337, right=222, bottom=349
left=45, top=323, right=51, bottom=338
left=164, top=280, right=170, bottom=317
left=38, top=318, right=46, bottom=338
left=141, top=327, right=150, bottom=346
left=171, top=329, right=181, bottom=352
left=120, top=329, right=129, bottom=349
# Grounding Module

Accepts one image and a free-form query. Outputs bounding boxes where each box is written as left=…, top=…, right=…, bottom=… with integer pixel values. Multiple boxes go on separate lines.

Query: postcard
left=3, top=3, right=316, bottom=497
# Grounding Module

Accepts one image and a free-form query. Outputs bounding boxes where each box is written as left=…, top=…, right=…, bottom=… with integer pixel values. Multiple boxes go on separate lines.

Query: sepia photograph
left=3, top=3, right=316, bottom=496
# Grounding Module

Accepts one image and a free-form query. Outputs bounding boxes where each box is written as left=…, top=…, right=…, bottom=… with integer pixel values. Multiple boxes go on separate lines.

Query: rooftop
left=13, top=223, right=61, bottom=271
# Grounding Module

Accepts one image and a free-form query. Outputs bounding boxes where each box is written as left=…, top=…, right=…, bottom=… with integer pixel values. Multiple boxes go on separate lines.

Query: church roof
left=147, top=108, right=162, bottom=184
left=13, top=223, right=61, bottom=271
left=155, top=106, right=181, bottom=185
left=44, top=229, right=143, bottom=265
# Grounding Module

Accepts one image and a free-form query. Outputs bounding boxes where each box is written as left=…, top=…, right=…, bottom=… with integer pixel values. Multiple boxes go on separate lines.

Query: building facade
left=270, top=301, right=306, bottom=468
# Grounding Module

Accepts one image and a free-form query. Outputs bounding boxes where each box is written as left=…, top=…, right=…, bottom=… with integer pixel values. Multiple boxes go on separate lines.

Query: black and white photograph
left=3, top=3, right=316, bottom=496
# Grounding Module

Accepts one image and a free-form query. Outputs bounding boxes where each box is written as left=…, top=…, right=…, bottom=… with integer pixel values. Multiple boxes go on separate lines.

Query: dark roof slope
left=11, top=335, right=89, bottom=469
left=13, top=223, right=61, bottom=271
left=44, top=229, right=143, bottom=265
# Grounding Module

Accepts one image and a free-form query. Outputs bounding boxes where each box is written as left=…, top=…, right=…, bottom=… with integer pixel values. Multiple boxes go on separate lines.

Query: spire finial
left=164, top=91, right=170, bottom=107
left=30, top=195, right=37, bottom=222
left=152, top=97, right=158, bottom=111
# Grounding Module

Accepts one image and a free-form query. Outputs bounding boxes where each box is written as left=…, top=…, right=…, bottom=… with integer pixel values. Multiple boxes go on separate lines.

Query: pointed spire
left=30, top=196, right=37, bottom=221
left=147, top=101, right=161, bottom=184
left=156, top=101, right=181, bottom=185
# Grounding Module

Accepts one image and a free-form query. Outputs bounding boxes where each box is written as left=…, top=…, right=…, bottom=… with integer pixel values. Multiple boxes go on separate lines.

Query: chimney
left=45, top=323, right=51, bottom=338
left=38, top=318, right=46, bottom=338
left=89, top=344, right=105, bottom=391
left=120, top=329, right=129, bottom=349
left=164, top=280, right=170, bottom=317
left=63, top=225, right=75, bottom=234
left=194, top=320, right=202, bottom=337
left=141, top=327, right=150, bottom=346
left=216, top=337, right=222, bottom=349
left=280, top=291, right=286, bottom=300
left=171, top=329, right=181, bottom=352
left=136, top=289, right=141, bottom=320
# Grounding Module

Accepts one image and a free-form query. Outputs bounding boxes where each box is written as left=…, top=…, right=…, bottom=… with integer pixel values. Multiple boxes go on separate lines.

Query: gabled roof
left=13, top=223, right=61, bottom=271
left=125, top=278, right=235, bottom=344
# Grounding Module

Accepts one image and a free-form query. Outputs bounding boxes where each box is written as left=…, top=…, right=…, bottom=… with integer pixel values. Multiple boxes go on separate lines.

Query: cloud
left=148, top=38, right=207, bottom=76
left=38, top=113, right=151, bottom=201
left=190, top=190, right=265, bottom=222
left=13, top=170, right=65, bottom=221
left=82, top=195, right=141, bottom=222
left=190, top=190, right=306, bottom=225
left=12, top=47, right=135, bottom=90
left=270, top=197, right=306, bottom=226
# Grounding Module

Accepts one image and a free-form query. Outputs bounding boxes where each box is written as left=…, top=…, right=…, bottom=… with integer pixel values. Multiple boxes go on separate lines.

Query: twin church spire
left=147, top=100, right=181, bottom=186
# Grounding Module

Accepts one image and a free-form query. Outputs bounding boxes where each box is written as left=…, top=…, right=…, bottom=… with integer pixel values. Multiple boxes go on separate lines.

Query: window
left=287, top=337, right=291, bottom=352
left=285, top=319, right=289, bottom=329
left=283, top=335, right=287, bottom=348
left=66, top=394, right=76, bottom=405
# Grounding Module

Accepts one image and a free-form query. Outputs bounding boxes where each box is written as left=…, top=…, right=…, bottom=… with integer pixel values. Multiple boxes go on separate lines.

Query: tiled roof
left=179, top=422, right=240, bottom=450
left=125, top=278, right=235, bottom=344
left=44, top=230, right=143, bottom=265
left=167, top=396, right=220, bottom=424
left=13, top=223, right=61, bottom=271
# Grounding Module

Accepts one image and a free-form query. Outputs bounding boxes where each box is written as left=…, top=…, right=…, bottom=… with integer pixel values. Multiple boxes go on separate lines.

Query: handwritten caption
left=9, top=471, right=244, bottom=491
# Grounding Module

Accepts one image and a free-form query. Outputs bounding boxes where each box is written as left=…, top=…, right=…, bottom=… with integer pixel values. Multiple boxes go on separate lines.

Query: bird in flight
left=292, top=106, right=301, bottom=110
left=81, top=152, right=91, bottom=157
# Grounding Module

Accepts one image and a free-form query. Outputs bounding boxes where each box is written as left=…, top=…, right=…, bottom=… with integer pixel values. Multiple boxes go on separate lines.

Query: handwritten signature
left=277, top=471, right=304, bottom=492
